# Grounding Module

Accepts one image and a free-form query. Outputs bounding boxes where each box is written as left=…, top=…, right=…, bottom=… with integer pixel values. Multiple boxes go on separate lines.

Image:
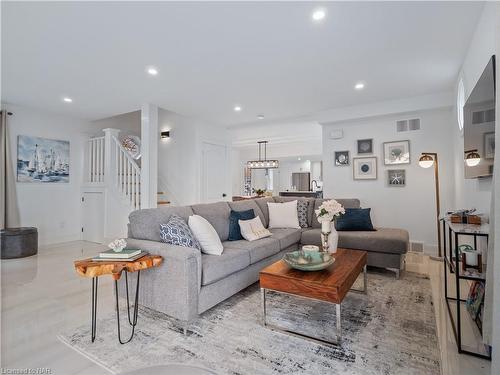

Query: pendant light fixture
left=247, top=141, right=279, bottom=169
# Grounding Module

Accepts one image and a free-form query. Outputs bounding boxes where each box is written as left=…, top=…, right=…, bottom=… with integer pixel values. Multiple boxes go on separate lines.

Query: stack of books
left=92, top=249, right=147, bottom=262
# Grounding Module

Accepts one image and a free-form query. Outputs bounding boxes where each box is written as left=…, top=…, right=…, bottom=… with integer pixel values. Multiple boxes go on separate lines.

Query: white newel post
left=103, top=128, right=121, bottom=185
left=141, top=103, right=158, bottom=209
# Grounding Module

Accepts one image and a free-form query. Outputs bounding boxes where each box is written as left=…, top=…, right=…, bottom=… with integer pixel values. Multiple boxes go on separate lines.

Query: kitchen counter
left=279, top=191, right=323, bottom=198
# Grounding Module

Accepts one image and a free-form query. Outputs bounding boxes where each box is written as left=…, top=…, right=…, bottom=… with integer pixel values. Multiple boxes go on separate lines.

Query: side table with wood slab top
left=74, top=254, right=163, bottom=344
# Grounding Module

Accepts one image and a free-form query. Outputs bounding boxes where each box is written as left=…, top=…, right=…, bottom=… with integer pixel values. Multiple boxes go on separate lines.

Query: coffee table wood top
left=259, top=248, right=367, bottom=304
left=74, top=255, right=163, bottom=280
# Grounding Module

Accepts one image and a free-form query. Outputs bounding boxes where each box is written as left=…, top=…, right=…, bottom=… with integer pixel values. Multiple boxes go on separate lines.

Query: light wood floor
left=1, top=242, right=491, bottom=374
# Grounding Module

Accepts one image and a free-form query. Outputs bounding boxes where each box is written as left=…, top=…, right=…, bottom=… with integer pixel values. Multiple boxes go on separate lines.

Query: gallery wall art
left=388, top=169, right=406, bottom=186
left=353, top=157, right=377, bottom=180
left=384, top=140, right=410, bottom=165
left=334, top=151, right=350, bottom=166
left=357, top=139, right=373, bottom=154
left=17, top=135, right=70, bottom=183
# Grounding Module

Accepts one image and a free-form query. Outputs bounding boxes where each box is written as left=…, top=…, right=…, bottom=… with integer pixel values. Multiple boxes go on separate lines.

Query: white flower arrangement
left=108, top=238, right=127, bottom=252
left=315, top=199, right=345, bottom=223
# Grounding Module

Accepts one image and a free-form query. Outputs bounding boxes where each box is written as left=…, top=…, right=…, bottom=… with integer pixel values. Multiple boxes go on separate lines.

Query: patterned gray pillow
left=297, top=200, right=309, bottom=228
left=159, top=214, right=201, bottom=250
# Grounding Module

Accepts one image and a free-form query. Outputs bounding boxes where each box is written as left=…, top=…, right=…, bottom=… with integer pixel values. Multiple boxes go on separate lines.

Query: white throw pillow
left=267, top=200, right=301, bottom=229
left=239, top=216, right=272, bottom=242
left=188, top=215, right=224, bottom=255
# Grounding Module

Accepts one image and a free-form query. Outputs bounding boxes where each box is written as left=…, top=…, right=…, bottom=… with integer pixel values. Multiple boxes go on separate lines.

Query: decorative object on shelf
left=253, top=188, right=266, bottom=197
left=449, top=209, right=482, bottom=225
left=466, top=281, right=485, bottom=330
left=108, top=238, right=127, bottom=253
left=387, top=169, right=406, bottom=186
left=246, top=141, right=279, bottom=169
left=353, top=157, right=377, bottom=180
left=458, top=244, right=483, bottom=273
left=484, top=132, right=495, bottom=159
left=121, top=135, right=141, bottom=160
left=282, top=250, right=335, bottom=271
left=17, top=135, right=70, bottom=183
left=315, top=199, right=345, bottom=253
left=418, top=152, right=441, bottom=260
left=357, top=139, right=373, bottom=154
left=384, top=140, right=410, bottom=165
left=334, top=151, right=350, bottom=166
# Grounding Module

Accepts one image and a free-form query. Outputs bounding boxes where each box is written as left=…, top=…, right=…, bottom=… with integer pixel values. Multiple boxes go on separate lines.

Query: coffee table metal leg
left=336, top=303, right=341, bottom=343
left=91, top=277, right=98, bottom=342
left=261, top=288, right=267, bottom=326
left=114, top=270, right=140, bottom=344
left=350, top=265, right=368, bottom=294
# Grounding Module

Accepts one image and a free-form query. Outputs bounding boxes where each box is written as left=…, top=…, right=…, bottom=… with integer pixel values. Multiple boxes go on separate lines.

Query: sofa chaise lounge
left=124, top=197, right=409, bottom=325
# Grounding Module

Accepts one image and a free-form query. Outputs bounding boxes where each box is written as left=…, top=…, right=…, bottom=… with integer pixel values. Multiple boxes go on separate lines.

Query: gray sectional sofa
left=124, top=197, right=409, bottom=325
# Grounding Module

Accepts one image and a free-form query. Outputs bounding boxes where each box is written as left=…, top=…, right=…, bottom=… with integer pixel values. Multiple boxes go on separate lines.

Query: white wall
left=90, top=110, right=141, bottom=139
left=453, top=2, right=496, bottom=214
left=158, top=107, right=230, bottom=205
left=322, top=108, right=456, bottom=254
left=4, top=104, right=89, bottom=245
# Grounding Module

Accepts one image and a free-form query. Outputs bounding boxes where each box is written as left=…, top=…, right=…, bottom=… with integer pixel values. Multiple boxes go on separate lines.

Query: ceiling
left=2, top=2, right=484, bottom=126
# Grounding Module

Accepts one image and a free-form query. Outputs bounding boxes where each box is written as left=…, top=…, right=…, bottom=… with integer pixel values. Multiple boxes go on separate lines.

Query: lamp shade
left=465, top=150, right=481, bottom=167
left=418, top=154, right=434, bottom=168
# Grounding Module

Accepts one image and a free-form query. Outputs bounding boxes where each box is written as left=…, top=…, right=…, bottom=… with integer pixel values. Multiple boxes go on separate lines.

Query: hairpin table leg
left=114, top=270, right=140, bottom=344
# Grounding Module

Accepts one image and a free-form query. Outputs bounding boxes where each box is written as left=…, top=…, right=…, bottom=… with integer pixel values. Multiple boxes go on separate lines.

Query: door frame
left=200, top=141, right=228, bottom=203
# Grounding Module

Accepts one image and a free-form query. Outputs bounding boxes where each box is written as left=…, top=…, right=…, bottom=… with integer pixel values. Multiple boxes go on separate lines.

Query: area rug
left=59, top=271, right=440, bottom=375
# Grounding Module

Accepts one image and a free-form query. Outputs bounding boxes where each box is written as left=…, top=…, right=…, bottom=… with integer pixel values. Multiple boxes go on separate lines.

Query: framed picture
left=357, top=139, right=373, bottom=154
left=353, top=157, right=377, bottom=180
left=387, top=169, right=406, bottom=186
left=484, top=132, right=495, bottom=159
left=383, top=140, right=410, bottom=165
left=17, top=135, right=70, bottom=183
left=334, top=151, right=350, bottom=166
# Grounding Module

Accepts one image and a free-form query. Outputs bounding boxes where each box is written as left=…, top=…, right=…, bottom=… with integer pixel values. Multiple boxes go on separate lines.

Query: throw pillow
left=159, top=214, right=201, bottom=250
left=335, top=208, right=375, bottom=231
left=296, top=200, right=309, bottom=228
left=239, top=216, right=272, bottom=241
left=267, top=200, right=301, bottom=229
left=188, top=215, right=224, bottom=255
left=228, top=209, right=256, bottom=241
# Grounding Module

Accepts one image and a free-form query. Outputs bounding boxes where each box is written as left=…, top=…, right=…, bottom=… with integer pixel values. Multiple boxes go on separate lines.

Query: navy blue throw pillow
left=228, top=209, right=256, bottom=241
left=335, top=208, right=375, bottom=231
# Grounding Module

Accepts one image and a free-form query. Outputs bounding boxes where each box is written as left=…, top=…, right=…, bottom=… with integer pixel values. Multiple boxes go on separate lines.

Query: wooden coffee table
left=259, top=248, right=367, bottom=346
left=74, top=254, right=163, bottom=344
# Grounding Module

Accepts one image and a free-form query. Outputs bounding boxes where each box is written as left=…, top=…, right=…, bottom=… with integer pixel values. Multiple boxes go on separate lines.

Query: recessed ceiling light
left=234, top=106, right=242, bottom=112
left=63, top=97, right=73, bottom=103
left=355, top=82, right=365, bottom=90
left=146, top=66, right=158, bottom=76
left=257, top=114, right=265, bottom=120
left=312, top=9, right=326, bottom=21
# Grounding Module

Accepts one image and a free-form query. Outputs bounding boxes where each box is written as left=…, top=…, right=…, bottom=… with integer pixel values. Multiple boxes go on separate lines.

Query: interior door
left=201, top=142, right=227, bottom=202
left=82, top=192, right=104, bottom=243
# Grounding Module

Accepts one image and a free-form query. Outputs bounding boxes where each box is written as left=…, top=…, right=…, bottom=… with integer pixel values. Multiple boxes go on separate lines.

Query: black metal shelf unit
left=441, top=218, right=491, bottom=360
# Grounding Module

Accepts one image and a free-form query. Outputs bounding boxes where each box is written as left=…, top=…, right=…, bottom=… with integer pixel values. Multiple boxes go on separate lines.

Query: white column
left=140, top=103, right=158, bottom=209
left=103, top=128, right=121, bottom=185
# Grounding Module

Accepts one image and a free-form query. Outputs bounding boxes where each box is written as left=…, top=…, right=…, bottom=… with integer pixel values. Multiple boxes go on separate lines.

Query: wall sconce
left=161, top=131, right=170, bottom=139
left=464, top=149, right=481, bottom=167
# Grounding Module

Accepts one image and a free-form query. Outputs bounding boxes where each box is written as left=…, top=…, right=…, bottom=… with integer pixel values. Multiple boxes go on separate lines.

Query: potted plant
left=315, top=200, right=345, bottom=253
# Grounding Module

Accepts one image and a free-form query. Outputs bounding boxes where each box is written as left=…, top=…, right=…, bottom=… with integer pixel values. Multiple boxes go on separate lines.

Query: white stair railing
left=113, top=136, right=141, bottom=210
left=87, top=136, right=105, bottom=183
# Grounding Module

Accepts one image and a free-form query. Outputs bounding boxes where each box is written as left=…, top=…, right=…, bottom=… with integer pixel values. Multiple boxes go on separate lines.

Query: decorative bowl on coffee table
left=283, top=250, right=335, bottom=271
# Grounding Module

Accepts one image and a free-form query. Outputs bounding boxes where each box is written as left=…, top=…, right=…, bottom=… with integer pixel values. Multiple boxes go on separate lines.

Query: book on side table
left=92, top=249, right=148, bottom=262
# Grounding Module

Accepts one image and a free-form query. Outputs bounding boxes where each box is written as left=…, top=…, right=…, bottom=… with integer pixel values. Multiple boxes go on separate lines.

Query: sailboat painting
left=17, top=135, right=70, bottom=183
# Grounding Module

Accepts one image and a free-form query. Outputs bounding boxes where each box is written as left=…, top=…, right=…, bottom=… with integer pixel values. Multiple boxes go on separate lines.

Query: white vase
left=321, top=221, right=339, bottom=253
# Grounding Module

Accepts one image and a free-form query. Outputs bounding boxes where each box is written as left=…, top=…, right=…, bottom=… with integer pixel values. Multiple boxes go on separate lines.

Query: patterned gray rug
left=59, top=271, right=440, bottom=375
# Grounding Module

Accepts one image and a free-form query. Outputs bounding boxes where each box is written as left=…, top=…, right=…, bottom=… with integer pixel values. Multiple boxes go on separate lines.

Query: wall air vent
left=396, top=120, right=408, bottom=132
left=410, top=241, right=424, bottom=253
left=472, top=108, right=495, bottom=125
left=396, top=118, right=420, bottom=132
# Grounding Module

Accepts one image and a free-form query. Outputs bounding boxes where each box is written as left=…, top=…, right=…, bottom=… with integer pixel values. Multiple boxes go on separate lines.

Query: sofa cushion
left=269, top=228, right=302, bottom=250
left=223, top=237, right=280, bottom=264
left=129, top=206, right=194, bottom=242
left=228, top=209, right=255, bottom=241
left=228, top=200, right=266, bottom=229
left=301, top=228, right=408, bottom=254
left=160, top=215, right=201, bottom=250
left=191, top=202, right=231, bottom=241
left=201, top=248, right=250, bottom=285
left=336, top=208, right=375, bottom=231
left=312, top=199, right=361, bottom=228
left=274, top=197, right=315, bottom=227
left=254, top=197, right=275, bottom=227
